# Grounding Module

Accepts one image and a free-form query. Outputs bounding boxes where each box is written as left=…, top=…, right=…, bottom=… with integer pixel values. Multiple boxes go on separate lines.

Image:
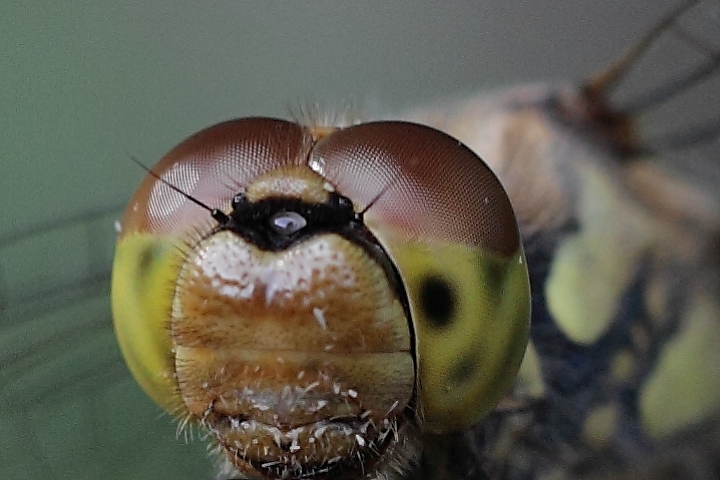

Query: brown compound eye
left=119, top=117, right=312, bottom=237
left=311, top=121, right=522, bottom=256
left=310, top=122, right=530, bottom=431
left=111, top=117, right=530, bottom=479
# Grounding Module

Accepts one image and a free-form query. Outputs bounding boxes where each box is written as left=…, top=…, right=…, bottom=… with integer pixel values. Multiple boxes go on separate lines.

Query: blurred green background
left=1, top=1, right=718, bottom=479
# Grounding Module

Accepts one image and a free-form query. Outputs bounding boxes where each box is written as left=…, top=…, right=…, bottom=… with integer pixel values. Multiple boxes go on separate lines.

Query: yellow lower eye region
left=110, top=118, right=530, bottom=479
left=383, top=238, right=530, bottom=432
left=111, top=233, right=185, bottom=414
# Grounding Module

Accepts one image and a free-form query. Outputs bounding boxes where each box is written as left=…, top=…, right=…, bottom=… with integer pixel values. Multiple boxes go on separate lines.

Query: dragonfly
left=1, top=1, right=719, bottom=479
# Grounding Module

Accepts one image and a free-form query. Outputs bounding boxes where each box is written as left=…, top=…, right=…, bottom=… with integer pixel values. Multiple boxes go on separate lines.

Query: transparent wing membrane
left=1, top=207, right=122, bottom=407
left=609, top=0, right=720, bottom=185
left=0, top=208, right=209, bottom=479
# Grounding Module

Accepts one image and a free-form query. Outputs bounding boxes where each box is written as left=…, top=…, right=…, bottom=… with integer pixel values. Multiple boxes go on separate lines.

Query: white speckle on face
left=386, top=400, right=399, bottom=417
left=264, top=270, right=279, bottom=305
left=217, top=280, right=254, bottom=299
left=355, top=434, right=366, bottom=447
left=360, top=419, right=373, bottom=434
left=270, top=428, right=283, bottom=447
left=114, top=220, right=122, bottom=234
left=347, top=389, right=357, bottom=398
left=304, top=381, right=320, bottom=393
left=314, top=425, right=327, bottom=439
left=313, top=307, right=327, bottom=329
left=312, top=400, right=328, bottom=412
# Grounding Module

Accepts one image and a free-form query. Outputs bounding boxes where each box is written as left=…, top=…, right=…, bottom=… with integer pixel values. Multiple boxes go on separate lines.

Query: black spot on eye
left=450, top=353, right=479, bottom=388
left=138, top=243, right=158, bottom=275
left=484, top=260, right=506, bottom=295
left=135, top=243, right=163, bottom=295
left=418, top=275, right=456, bottom=328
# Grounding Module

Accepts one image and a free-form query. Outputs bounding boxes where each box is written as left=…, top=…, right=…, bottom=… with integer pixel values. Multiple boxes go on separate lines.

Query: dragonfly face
left=111, top=118, right=530, bottom=479
left=2, top=2, right=719, bottom=480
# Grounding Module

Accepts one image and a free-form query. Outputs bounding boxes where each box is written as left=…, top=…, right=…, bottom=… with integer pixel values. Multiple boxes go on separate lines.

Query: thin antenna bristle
left=360, top=180, right=396, bottom=216
left=129, top=156, right=230, bottom=224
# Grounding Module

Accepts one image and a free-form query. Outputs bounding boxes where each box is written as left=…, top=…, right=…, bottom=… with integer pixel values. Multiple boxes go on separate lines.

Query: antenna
left=129, top=157, right=230, bottom=225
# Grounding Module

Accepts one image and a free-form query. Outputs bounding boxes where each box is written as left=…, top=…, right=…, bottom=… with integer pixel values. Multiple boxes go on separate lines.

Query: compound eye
left=310, top=121, right=531, bottom=432
left=312, top=122, right=521, bottom=256
left=269, top=211, right=307, bottom=235
left=118, top=117, right=309, bottom=236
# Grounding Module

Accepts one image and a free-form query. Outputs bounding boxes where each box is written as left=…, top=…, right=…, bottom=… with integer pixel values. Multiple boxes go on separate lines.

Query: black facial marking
left=222, top=192, right=360, bottom=251
left=419, top=275, right=457, bottom=329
